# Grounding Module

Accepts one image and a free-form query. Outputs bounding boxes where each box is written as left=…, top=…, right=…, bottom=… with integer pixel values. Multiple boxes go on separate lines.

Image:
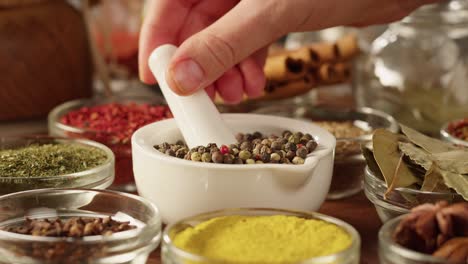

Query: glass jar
left=0, top=0, right=92, bottom=121
left=162, top=208, right=361, bottom=264
left=0, top=136, right=114, bottom=195
left=364, top=167, right=464, bottom=222
left=354, top=0, right=468, bottom=136
left=440, top=118, right=468, bottom=147
left=254, top=104, right=399, bottom=200
left=379, top=216, right=448, bottom=264
left=48, top=96, right=169, bottom=192
left=0, top=188, right=161, bottom=264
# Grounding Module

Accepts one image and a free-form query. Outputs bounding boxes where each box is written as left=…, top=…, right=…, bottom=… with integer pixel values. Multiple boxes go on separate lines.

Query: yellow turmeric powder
left=173, top=215, right=352, bottom=263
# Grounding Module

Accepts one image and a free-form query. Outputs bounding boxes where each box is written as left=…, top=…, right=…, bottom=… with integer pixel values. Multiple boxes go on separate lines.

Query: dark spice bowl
left=48, top=96, right=170, bottom=192
left=0, top=188, right=161, bottom=264
left=254, top=104, right=399, bottom=199
left=0, top=137, right=114, bottom=195
left=440, top=118, right=468, bottom=147
left=364, top=167, right=464, bottom=222
left=379, top=215, right=450, bottom=264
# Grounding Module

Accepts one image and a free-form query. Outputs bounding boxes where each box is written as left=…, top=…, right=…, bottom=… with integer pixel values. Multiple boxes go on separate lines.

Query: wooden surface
left=146, top=191, right=381, bottom=264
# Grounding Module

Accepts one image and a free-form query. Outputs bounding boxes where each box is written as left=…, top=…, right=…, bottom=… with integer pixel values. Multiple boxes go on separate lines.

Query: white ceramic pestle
left=148, top=44, right=236, bottom=148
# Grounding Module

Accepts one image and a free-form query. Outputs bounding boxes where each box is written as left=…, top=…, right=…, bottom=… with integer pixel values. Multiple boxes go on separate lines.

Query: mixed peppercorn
left=154, top=131, right=318, bottom=165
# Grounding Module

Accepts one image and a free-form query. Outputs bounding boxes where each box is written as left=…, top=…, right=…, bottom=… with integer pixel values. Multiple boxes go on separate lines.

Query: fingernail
left=169, top=59, right=204, bottom=94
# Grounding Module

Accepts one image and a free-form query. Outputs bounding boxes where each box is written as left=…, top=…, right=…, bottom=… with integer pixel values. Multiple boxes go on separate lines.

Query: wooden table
left=146, top=191, right=382, bottom=264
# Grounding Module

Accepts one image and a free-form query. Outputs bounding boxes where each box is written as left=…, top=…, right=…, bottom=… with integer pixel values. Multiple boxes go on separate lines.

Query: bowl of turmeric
left=161, top=208, right=360, bottom=264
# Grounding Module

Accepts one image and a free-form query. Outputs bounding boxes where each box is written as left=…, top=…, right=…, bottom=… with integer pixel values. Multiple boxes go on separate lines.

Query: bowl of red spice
left=48, top=96, right=172, bottom=192
left=441, top=118, right=468, bottom=147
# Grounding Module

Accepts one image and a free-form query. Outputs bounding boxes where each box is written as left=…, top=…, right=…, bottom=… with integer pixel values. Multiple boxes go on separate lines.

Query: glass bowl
left=48, top=96, right=169, bottom=192
left=0, top=136, right=114, bottom=195
left=379, top=215, right=450, bottom=264
left=0, top=188, right=161, bottom=264
left=364, top=167, right=464, bottom=222
left=162, top=208, right=361, bottom=264
left=254, top=104, right=399, bottom=199
left=440, top=118, right=468, bottom=147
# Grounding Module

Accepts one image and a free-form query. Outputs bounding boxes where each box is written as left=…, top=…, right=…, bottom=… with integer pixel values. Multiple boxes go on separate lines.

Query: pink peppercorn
left=220, top=145, right=230, bottom=155
left=60, top=102, right=172, bottom=187
left=61, top=102, right=172, bottom=144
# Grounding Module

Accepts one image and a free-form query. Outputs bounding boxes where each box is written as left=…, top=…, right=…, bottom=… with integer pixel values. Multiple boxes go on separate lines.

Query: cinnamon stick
left=264, top=55, right=306, bottom=82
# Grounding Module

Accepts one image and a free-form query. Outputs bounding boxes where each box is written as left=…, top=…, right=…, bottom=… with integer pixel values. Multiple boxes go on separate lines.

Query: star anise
left=393, top=201, right=468, bottom=254
left=433, top=238, right=468, bottom=264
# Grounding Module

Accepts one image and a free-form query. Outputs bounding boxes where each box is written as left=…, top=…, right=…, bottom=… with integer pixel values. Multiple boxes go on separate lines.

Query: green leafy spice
left=372, top=129, right=420, bottom=194
left=0, top=143, right=107, bottom=177
left=364, top=126, right=468, bottom=201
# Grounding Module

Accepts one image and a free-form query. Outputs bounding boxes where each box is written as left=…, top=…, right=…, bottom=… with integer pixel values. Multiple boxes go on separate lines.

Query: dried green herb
left=398, top=142, right=433, bottom=171
left=0, top=143, right=107, bottom=177
left=421, top=165, right=450, bottom=193
left=400, top=125, right=456, bottom=153
left=372, top=129, right=420, bottom=191
left=362, top=146, right=382, bottom=179
left=366, top=126, right=468, bottom=201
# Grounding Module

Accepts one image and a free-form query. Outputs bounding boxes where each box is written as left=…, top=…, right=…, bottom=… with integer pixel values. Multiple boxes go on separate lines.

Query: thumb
left=166, top=1, right=304, bottom=95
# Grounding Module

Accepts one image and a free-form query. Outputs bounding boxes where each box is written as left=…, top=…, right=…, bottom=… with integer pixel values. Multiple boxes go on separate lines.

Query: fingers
left=138, top=0, right=198, bottom=84
left=166, top=0, right=296, bottom=95
left=215, top=67, right=244, bottom=104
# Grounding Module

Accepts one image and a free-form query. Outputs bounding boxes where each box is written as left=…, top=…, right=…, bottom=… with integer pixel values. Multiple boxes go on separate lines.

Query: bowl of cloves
left=0, top=188, right=161, bottom=264
left=132, top=114, right=336, bottom=223
left=379, top=201, right=468, bottom=264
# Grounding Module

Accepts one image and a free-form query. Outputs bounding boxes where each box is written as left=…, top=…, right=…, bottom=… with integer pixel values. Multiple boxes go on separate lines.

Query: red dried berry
left=220, top=145, right=230, bottom=155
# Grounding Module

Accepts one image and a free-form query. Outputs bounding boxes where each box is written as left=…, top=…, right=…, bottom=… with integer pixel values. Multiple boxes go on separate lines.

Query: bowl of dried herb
left=0, top=136, right=114, bottom=195
left=363, top=125, right=467, bottom=222
left=0, top=188, right=161, bottom=264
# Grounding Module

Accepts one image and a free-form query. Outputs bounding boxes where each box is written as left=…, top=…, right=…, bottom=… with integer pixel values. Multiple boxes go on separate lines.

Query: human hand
left=139, top=0, right=440, bottom=104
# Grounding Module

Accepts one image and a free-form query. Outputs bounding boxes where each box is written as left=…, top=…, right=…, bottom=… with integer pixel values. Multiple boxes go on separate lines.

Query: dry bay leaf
left=400, top=125, right=457, bottom=153
left=362, top=146, right=383, bottom=179
left=373, top=129, right=420, bottom=193
left=439, top=170, right=468, bottom=200
left=421, top=164, right=450, bottom=193
left=432, top=150, right=468, bottom=175
left=398, top=142, right=433, bottom=171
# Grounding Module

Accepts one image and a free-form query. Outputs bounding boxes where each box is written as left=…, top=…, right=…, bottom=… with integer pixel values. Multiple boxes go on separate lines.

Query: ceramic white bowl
left=132, top=114, right=336, bottom=223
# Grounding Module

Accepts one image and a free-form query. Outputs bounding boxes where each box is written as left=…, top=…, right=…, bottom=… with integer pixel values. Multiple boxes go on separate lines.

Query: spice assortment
left=50, top=98, right=172, bottom=191
left=363, top=125, right=468, bottom=201
left=0, top=143, right=107, bottom=177
left=392, top=202, right=468, bottom=263
left=3, top=216, right=136, bottom=237
left=154, top=131, right=318, bottom=165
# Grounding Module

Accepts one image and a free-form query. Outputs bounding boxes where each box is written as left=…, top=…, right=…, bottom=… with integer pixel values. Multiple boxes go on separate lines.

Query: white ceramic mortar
left=132, top=114, right=336, bottom=223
